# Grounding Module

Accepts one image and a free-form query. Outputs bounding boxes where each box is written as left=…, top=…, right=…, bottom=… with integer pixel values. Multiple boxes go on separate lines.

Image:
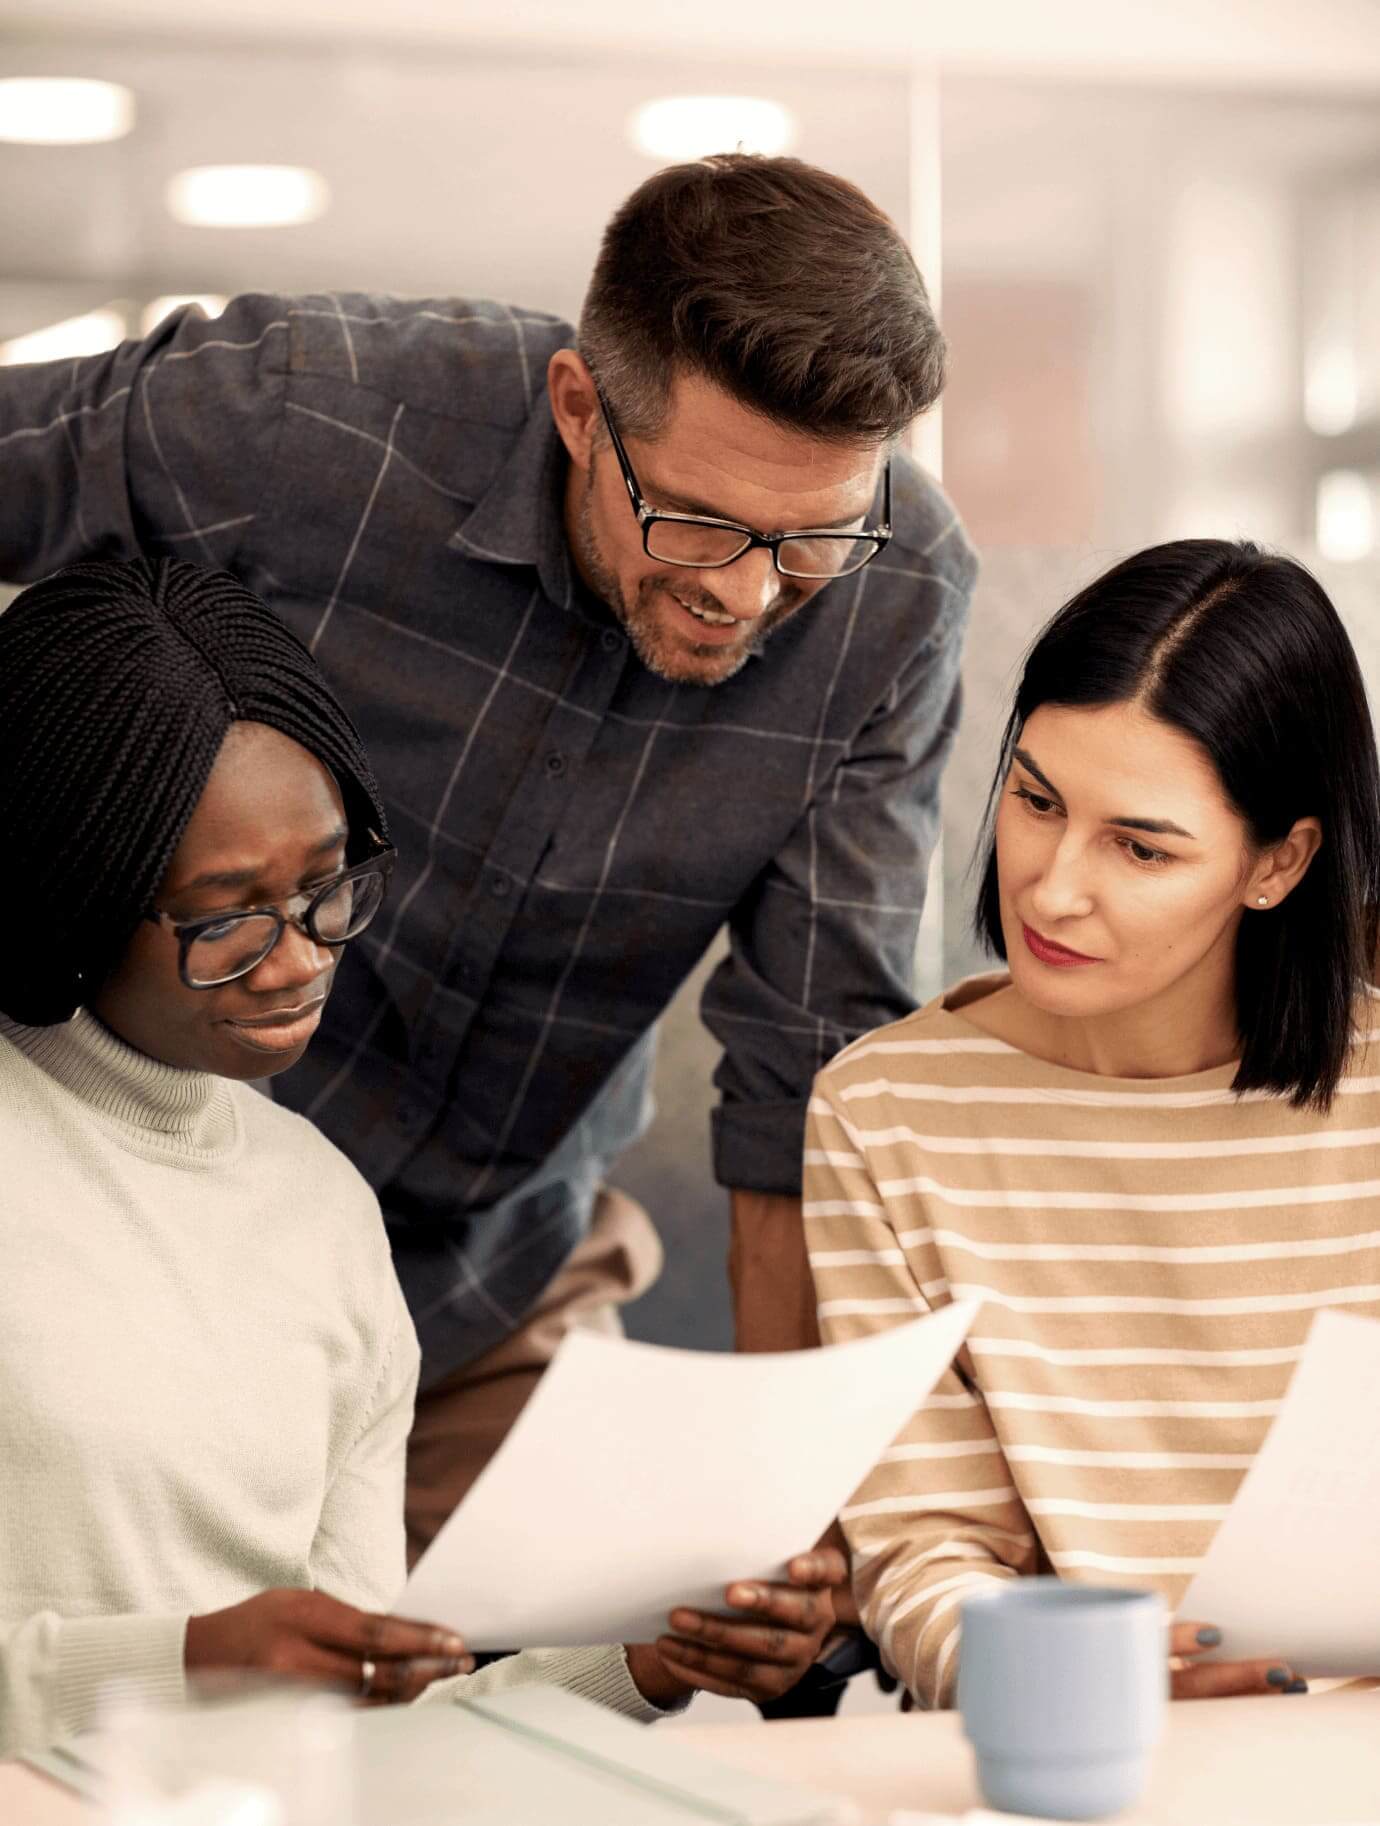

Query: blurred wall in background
left=938, top=76, right=1380, bottom=984
left=2, top=7, right=1376, bottom=1347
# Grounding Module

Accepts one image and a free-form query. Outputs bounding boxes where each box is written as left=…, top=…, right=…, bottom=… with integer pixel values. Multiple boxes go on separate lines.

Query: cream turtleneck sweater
left=0, top=1011, right=665, bottom=1756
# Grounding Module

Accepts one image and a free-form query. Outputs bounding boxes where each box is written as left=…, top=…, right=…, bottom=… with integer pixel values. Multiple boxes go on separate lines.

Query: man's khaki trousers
left=403, top=1186, right=663, bottom=1566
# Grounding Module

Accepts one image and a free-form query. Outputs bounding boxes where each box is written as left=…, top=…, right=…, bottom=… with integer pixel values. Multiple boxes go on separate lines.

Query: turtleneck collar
left=0, top=1008, right=241, bottom=1166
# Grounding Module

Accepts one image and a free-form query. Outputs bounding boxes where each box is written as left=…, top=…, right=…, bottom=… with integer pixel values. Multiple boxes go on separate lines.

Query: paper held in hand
left=1181, top=1308, right=1380, bottom=1676
left=403, top=1298, right=978, bottom=1649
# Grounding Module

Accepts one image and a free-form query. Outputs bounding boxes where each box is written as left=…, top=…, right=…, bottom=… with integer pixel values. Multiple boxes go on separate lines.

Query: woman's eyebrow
left=1107, top=811, right=1196, bottom=838
left=1012, top=747, right=1195, bottom=839
left=1012, top=746, right=1062, bottom=800
left=177, top=824, right=349, bottom=895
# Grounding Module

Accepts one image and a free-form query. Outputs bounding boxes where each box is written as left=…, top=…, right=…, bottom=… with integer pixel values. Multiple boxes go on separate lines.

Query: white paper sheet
left=1181, top=1308, right=1380, bottom=1676
left=404, top=1299, right=977, bottom=1648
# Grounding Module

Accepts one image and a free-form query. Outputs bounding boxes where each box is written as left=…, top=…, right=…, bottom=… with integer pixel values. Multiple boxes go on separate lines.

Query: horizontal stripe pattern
left=807, top=973, right=1380, bottom=1710
left=890, top=1227, right=1380, bottom=1264
left=827, top=1126, right=1380, bottom=1161
left=872, top=1177, right=1380, bottom=1212
left=813, top=1075, right=1380, bottom=1111
left=967, top=1339, right=1305, bottom=1367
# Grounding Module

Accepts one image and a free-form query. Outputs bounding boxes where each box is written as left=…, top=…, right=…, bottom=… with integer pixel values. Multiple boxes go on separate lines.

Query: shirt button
left=601, top=629, right=623, bottom=653
left=489, top=872, right=511, bottom=898
left=545, top=751, right=567, bottom=778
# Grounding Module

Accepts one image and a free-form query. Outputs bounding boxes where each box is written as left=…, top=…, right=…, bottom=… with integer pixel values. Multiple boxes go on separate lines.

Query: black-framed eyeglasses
left=146, top=847, right=396, bottom=990
left=595, top=388, right=892, bottom=580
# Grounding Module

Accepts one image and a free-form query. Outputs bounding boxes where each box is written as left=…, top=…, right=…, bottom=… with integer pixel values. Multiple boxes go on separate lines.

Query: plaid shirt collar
left=449, top=395, right=576, bottom=613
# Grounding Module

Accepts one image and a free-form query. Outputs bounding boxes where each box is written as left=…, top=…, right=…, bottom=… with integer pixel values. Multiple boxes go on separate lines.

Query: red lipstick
left=1022, top=923, right=1101, bottom=968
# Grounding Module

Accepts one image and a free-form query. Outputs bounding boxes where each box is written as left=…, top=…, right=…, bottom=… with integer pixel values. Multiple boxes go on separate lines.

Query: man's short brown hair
left=579, top=153, right=946, bottom=445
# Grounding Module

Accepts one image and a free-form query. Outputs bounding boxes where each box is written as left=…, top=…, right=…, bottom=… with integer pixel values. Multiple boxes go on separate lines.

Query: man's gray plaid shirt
left=0, top=293, right=976, bottom=1381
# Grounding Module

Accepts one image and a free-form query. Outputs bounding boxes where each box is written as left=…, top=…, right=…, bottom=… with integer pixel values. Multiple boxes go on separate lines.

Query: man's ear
left=548, top=350, right=601, bottom=470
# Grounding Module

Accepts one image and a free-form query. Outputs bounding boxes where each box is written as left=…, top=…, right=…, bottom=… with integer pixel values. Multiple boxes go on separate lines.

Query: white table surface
left=675, top=1684, right=1380, bottom=1826
left=1, top=1684, right=1375, bottom=1825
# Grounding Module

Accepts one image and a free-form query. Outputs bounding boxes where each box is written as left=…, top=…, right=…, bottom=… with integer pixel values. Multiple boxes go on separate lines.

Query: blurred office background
left=1, top=0, right=1377, bottom=1349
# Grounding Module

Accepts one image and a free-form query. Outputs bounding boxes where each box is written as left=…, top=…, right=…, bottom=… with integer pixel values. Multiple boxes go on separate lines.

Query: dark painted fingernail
left=1266, top=1667, right=1291, bottom=1687
left=1195, top=1627, right=1222, bottom=1648
left=1285, top=1678, right=1308, bottom=1694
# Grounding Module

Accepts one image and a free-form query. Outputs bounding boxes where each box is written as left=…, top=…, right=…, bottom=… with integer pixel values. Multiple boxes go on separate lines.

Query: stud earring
left=1256, top=896, right=1269, bottom=907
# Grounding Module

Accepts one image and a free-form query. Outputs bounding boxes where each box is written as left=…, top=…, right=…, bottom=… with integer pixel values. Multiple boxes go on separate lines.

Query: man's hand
left=626, top=1548, right=849, bottom=1707
left=185, top=1589, right=474, bottom=1704
left=1170, top=1620, right=1307, bottom=1698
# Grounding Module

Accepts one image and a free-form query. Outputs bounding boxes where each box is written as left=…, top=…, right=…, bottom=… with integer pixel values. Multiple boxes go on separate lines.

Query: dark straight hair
left=972, top=539, right=1380, bottom=1110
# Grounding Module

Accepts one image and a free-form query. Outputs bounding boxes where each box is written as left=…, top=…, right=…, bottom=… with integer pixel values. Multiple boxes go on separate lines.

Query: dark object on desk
left=757, top=1630, right=897, bottom=1720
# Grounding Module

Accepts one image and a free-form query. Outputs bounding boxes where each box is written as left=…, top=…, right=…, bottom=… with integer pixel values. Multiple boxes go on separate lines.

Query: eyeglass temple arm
left=592, top=385, right=643, bottom=515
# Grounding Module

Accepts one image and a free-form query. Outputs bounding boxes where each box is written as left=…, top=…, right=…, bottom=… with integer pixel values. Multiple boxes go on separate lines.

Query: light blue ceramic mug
left=957, top=1579, right=1167, bottom=1820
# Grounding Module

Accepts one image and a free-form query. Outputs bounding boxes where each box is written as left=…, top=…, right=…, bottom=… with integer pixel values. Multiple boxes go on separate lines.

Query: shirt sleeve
left=0, top=1611, right=187, bottom=1759
left=417, top=1645, right=689, bottom=1724
left=805, top=1072, right=1037, bottom=1709
left=704, top=569, right=972, bottom=1196
left=0, top=295, right=289, bottom=583
left=309, top=1275, right=420, bottom=1612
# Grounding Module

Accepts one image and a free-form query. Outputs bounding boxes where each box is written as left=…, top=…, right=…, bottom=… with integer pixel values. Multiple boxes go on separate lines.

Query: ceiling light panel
left=628, top=96, right=796, bottom=162
left=141, top=295, right=229, bottom=336
left=1316, top=469, right=1375, bottom=563
left=0, top=309, right=126, bottom=367
left=0, top=78, right=135, bottom=145
left=165, top=165, right=330, bottom=230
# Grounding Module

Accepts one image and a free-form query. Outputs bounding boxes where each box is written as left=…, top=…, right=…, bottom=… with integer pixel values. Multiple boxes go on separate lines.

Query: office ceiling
left=1, top=7, right=1376, bottom=344
left=8, top=0, right=1380, bottom=89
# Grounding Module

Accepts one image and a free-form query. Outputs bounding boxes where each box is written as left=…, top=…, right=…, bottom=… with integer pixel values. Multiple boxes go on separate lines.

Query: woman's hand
left=814, top=1517, right=861, bottom=1628
left=185, top=1589, right=474, bottom=1704
left=1170, top=1620, right=1307, bottom=1698
left=626, top=1548, right=849, bottom=1707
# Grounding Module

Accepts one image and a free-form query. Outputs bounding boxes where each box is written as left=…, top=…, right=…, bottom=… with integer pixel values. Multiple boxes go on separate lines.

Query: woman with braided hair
left=0, top=556, right=481, bottom=1756
left=0, top=557, right=844, bottom=1757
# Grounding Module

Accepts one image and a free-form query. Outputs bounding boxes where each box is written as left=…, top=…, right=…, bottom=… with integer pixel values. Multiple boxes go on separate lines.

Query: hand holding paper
left=1181, top=1309, right=1380, bottom=1677
left=404, top=1300, right=978, bottom=1650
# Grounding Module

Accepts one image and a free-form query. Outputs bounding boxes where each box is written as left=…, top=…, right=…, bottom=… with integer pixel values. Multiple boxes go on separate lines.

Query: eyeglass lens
left=643, top=519, right=880, bottom=578
left=184, top=870, right=387, bottom=988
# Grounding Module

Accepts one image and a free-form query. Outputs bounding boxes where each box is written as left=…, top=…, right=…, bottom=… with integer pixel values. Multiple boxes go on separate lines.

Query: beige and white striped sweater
left=805, top=972, right=1380, bottom=1709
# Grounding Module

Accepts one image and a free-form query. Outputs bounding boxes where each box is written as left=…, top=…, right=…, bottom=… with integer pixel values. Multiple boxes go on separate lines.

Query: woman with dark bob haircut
left=0, top=558, right=843, bottom=1757
left=804, top=539, right=1380, bottom=1710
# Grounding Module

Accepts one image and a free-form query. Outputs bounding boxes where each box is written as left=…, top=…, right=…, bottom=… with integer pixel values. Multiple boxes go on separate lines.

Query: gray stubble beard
left=573, top=469, right=803, bottom=686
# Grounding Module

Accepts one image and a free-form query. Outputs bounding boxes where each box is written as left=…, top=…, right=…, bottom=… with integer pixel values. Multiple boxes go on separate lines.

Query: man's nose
left=697, top=548, right=780, bottom=622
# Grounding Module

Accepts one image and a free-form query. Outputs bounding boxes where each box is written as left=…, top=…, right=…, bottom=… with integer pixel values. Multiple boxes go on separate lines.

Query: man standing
left=0, top=154, right=975, bottom=1560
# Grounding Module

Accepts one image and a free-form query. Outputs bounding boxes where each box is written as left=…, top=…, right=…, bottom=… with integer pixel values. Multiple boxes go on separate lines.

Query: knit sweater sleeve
left=308, top=1272, right=420, bottom=1611
left=416, top=1645, right=688, bottom=1724
left=805, top=1072, right=1037, bottom=1709
left=0, top=1611, right=187, bottom=1758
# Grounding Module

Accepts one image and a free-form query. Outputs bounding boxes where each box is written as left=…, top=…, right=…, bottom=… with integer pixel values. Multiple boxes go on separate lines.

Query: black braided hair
left=0, top=557, right=390, bottom=1026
